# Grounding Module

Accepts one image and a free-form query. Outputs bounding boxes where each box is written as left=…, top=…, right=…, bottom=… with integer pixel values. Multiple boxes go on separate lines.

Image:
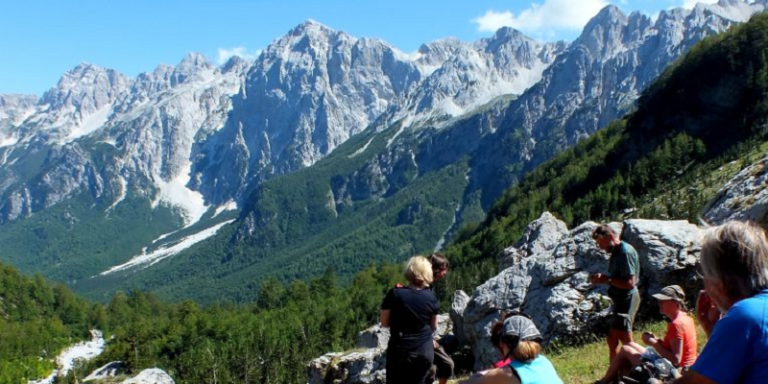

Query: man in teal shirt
left=591, top=224, right=640, bottom=363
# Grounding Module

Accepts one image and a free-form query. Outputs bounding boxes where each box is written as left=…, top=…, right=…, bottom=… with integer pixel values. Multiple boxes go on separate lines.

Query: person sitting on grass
left=596, top=285, right=698, bottom=383
left=460, top=313, right=564, bottom=384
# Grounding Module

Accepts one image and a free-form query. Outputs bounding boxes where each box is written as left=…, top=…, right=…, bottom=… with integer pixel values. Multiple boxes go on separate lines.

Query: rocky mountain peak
left=39, top=62, right=129, bottom=114
left=291, top=19, right=333, bottom=35
left=574, top=5, right=631, bottom=59
left=171, top=52, right=214, bottom=86
left=588, top=4, right=629, bottom=28
left=415, top=38, right=468, bottom=75
left=220, top=55, right=251, bottom=74
left=697, top=0, right=767, bottom=22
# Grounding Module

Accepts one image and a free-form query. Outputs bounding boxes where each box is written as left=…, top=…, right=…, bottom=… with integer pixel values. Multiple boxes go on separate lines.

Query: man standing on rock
left=590, top=224, right=641, bottom=363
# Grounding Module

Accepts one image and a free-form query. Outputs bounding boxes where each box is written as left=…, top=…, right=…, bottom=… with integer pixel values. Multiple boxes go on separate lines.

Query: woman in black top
left=380, top=256, right=439, bottom=384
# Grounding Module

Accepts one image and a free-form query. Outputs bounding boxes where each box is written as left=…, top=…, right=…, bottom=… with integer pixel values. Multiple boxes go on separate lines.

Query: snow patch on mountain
left=100, top=219, right=235, bottom=275
left=152, top=170, right=207, bottom=228
left=349, top=137, right=376, bottom=158
left=105, top=177, right=127, bottom=212
left=0, top=133, right=18, bottom=147
left=64, top=104, right=112, bottom=143
left=212, top=200, right=238, bottom=218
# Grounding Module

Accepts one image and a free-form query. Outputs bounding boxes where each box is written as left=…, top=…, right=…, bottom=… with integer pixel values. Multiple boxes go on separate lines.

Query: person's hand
left=642, top=331, right=658, bottom=346
left=590, top=273, right=608, bottom=285
left=433, top=340, right=439, bottom=348
left=696, top=290, right=721, bottom=337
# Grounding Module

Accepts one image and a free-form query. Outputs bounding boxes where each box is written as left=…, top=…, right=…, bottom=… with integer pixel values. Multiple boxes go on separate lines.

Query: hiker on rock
left=596, top=285, right=697, bottom=383
left=590, top=224, right=641, bottom=363
left=676, top=221, right=768, bottom=384
left=459, top=313, right=564, bottom=384
left=380, top=256, right=439, bottom=384
left=428, top=253, right=455, bottom=384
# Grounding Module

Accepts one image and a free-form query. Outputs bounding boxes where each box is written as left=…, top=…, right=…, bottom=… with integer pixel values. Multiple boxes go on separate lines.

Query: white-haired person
left=596, top=285, right=698, bottom=383
left=676, top=221, right=768, bottom=384
left=380, top=256, right=439, bottom=384
left=459, top=313, right=564, bottom=384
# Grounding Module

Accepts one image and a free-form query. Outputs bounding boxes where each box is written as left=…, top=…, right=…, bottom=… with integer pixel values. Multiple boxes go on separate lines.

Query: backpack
left=619, top=355, right=680, bottom=384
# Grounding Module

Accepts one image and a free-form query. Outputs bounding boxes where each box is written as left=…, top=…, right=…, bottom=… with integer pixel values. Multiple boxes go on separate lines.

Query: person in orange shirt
left=596, top=285, right=697, bottom=383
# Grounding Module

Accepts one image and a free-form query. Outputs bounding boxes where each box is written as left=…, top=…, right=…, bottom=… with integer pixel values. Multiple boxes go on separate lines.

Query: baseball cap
left=651, top=285, right=685, bottom=302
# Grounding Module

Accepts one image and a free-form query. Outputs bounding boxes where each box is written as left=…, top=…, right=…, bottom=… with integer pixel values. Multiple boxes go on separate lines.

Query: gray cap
left=503, top=315, right=542, bottom=342
left=651, top=285, right=685, bottom=302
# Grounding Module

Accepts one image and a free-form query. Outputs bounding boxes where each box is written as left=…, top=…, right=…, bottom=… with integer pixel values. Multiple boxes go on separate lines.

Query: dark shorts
left=610, top=289, right=641, bottom=332
left=386, top=343, right=434, bottom=384
left=432, top=342, right=454, bottom=380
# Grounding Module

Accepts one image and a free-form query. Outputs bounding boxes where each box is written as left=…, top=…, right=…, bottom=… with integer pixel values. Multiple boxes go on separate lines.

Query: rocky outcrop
left=83, top=364, right=174, bottom=384
left=121, top=369, right=175, bottom=384
left=308, top=350, right=386, bottom=384
left=450, top=290, right=471, bottom=345
left=498, top=211, right=570, bottom=270
left=310, top=313, right=454, bottom=384
left=703, top=156, right=768, bottom=225
left=84, top=361, right=124, bottom=381
left=622, top=219, right=702, bottom=295
left=356, top=324, right=390, bottom=349
left=458, top=212, right=702, bottom=369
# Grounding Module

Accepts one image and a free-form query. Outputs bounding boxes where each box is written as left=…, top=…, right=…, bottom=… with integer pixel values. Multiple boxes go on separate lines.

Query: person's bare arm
left=675, top=370, right=718, bottom=384
left=590, top=273, right=636, bottom=289
left=380, top=310, right=390, bottom=327
left=608, top=275, right=636, bottom=290
left=460, top=367, right=517, bottom=384
left=430, top=314, right=438, bottom=331
left=647, top=333, right=682, bottom=366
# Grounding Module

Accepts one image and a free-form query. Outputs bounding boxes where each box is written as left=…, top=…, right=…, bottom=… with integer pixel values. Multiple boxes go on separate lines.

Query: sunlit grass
left=448, top=318, right=707, bottom=384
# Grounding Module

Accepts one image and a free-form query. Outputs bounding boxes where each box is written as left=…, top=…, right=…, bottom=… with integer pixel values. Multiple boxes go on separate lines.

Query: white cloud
left=216, top=47, right=261, bottom=65
left=681, top=0, right=719, bottom=9
left=472, top=0, right=610, bottom=35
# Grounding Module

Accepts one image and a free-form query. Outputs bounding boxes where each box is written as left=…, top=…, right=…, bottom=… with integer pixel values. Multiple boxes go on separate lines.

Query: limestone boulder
left=459, top=213, right=701, bottom=369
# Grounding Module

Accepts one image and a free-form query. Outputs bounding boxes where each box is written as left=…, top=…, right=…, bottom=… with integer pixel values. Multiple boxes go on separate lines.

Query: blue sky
left=0, top=0, right=717, bottom=95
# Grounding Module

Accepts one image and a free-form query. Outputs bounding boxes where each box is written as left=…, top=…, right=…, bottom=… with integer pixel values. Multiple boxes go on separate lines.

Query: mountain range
left=0, top=0, right=765, bottom=301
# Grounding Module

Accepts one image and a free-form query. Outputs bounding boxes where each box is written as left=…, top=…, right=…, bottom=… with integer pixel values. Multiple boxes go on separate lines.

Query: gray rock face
left=307, top=350, right=386, bottom=384
left=703, top=156, right=768, bottom=225
left=356, top=324, right=390, bottom=349
left=313, top=313, right=453, bottom=384
left=121, top=368, right=175, bottom=384
left=40, top=63, right=129, bottom=118
left=84, top=361, right=125, bottom=381
left=450, top=290, right=471, bottom=345
left=499, top=211, right=569, bottom=269
left=388, top=28, right=566, bottom=127
left=457, top=213, right=702, bottom=370
left=0, top=94, right=36, bottom=130
left=193, top=21, right=426, bottom=206
left=622, top=219, right=702, bottom=295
